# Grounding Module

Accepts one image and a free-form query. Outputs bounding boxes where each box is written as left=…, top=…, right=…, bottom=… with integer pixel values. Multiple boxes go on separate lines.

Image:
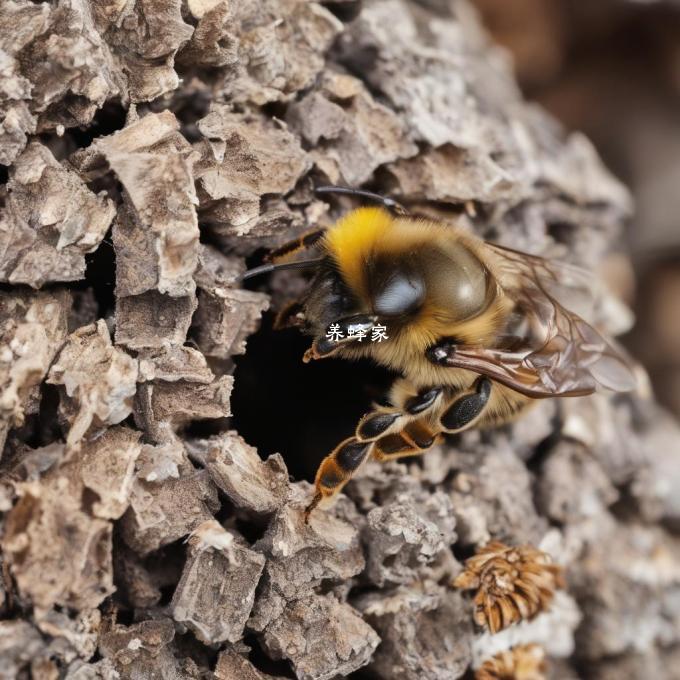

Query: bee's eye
left=372, top=267, right=425, bottom=317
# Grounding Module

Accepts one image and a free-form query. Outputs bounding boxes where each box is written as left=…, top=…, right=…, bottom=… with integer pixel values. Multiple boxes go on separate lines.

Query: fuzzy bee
left=242, top=187, right=636, bottom=519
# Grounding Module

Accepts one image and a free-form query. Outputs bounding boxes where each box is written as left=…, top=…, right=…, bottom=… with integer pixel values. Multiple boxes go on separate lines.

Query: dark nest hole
left=66, top=99, right=127, bottom=150
left=36, top=99, right=127, bottom=163
left=81, top=226, right=116, bottom=319
left=320, top=0, right=362, bottom=23
left=231, top=313, right=396, bottom=483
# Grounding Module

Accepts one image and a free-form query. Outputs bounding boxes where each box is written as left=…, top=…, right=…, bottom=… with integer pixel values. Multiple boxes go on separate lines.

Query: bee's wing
left=439, top=243, right=637, bottom=398
left=487, top=242, right=598, bottom=319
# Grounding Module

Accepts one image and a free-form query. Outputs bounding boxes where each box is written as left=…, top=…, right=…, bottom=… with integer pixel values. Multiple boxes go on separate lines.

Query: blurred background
left=471, top=0, right=680, bottom=418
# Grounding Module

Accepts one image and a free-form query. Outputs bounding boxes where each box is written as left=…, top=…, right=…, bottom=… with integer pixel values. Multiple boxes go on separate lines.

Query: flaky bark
left=1, top=1, right=679, bottom=679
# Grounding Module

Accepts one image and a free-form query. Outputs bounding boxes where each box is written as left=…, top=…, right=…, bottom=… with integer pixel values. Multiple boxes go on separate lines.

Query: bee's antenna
left=315, top=185, right=408, bottom=215
left=239, top=258, right=324, bottom=282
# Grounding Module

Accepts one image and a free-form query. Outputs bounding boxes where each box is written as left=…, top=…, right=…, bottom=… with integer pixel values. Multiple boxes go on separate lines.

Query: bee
left=242, top=186, right=636, bottom=520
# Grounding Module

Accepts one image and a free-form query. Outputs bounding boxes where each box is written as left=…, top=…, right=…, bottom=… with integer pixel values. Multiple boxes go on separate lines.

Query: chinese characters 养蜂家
left=325, top=324, right=389, bottom=342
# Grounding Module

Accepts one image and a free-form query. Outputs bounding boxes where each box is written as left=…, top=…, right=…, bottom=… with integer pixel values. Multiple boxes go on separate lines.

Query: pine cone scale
left=454, top=541, right=565, bottom=633
left=476, top=644, right=547, bottom=680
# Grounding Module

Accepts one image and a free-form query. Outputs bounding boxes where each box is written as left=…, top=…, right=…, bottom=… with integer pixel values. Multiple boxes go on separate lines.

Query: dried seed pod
left=454, top=541, right=565, bottom=633
left=476, top=644, right=547, bottom=680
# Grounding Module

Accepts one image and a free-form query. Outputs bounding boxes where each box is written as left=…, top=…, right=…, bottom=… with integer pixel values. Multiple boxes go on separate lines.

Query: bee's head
left=303, top=207, right=493, bottom=355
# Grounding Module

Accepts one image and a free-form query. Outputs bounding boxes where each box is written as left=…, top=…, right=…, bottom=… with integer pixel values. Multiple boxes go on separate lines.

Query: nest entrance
left=231, top=313, right=395, bottom=482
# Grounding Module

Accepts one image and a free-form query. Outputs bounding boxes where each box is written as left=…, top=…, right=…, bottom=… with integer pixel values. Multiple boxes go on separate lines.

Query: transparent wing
left=488, top=242, right=598, bottom=322
left=438, top=243, right=637, bottom=398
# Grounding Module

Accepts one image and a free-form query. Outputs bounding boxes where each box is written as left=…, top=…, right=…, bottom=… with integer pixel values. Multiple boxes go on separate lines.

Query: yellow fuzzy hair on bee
left=322, top=207, right=394, bottom=295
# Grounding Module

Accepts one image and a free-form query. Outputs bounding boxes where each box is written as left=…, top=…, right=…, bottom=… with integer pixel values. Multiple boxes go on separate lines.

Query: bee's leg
left=303, top=314, right=378, bottom=362
left=439, top=376, right=492, bottom=433
left=371, top=418, right=441, bottom=461
left=356, top=385, right=443, bottom=441
left=306, top=423, right=440, bottom=521
left=273, top=299, right=306, bottom=330
left=304, top=438, right=372, bottom=521
left=305, top=381, right=443, bottom=520
left=266, top=228, right=325, bottom=263
left=369, top=377, right=492, bottom=469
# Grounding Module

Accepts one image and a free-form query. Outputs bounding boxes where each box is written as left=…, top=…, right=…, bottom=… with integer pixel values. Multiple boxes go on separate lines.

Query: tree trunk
left=1, top=0, right=679, bottom=678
